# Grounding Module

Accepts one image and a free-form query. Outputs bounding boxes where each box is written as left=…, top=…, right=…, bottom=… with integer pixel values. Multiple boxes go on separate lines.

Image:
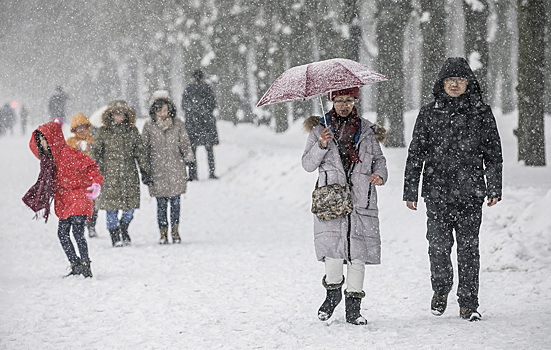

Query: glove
left=86, top=183, right=101, bottom=200
left=141, top=170, right=153, bottom=187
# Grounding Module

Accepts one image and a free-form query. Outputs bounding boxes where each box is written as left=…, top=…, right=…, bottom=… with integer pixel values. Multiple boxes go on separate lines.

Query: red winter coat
left=29, top=122, right=103, bottom=220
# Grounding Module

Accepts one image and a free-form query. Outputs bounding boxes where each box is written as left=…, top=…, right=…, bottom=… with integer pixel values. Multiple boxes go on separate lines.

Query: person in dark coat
left=48, top=86, right=70, bottom=124
left=403, top=57, right=503, bottom=321
left=181, top=69, right=219, bottom=180
left=0, top=103, right=16, bottom=135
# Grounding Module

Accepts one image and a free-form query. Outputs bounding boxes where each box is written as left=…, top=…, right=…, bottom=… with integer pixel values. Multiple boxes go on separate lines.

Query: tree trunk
left=342, top=0, right=363, bottom=113
left=420, top=0, right=447, bottom=105
left=463, top=0, right=489, bottom=101
left=516, top=0, right=546, bottom=166
left=376, top=0, right=411, bottom=148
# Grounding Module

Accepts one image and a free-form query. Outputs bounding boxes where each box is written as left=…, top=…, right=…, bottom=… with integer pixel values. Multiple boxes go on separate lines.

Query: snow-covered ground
left=1, top=110, right=550, bottom=349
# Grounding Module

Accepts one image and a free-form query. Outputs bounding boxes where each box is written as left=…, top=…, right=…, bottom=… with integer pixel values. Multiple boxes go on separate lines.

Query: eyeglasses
left=333, top=98, right=355, bottom=105
left=443, top=77, right=468, bottom=85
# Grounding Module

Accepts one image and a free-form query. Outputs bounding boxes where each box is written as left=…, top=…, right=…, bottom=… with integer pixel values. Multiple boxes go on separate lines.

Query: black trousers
left=57, top=215, right=89, bottom=263
left=188, top=145, right=215, bottom=179
left=425, top=200, right=483, bottom=308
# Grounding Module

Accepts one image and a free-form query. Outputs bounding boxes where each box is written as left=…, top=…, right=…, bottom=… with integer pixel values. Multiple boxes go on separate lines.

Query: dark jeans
left=156, top=195, right=181, bottom=228
left=57, top=215, right=89, bottom=263
left=188, top=145, right=215, bottom=179
left=425, top=200, right=483, bottom=308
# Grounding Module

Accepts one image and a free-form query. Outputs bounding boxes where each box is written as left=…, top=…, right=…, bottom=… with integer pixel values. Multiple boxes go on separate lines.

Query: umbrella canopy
left=256, top=58, right=388, bottom=107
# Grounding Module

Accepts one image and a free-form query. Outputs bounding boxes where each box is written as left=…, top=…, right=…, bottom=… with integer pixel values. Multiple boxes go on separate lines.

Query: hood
left=149, top=94, right=177, bottom=122
left=29, top=121, right=67, bottom=160
left=432, top=57, right=483, bottom=103
left=70, top=113, right=92, bottom=132
left=101, top=103, right=136, bottom=129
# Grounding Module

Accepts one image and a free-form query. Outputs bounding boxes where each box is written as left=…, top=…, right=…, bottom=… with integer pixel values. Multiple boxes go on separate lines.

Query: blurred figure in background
left=181, top=69, right=219, bottom=180
left=20, top=104, right=29, bottom=135
left=66, top=113, right=98, bottom=238
left=0, top=103, right=16, bottom=136
left=48, top=86, right=69, bottom=124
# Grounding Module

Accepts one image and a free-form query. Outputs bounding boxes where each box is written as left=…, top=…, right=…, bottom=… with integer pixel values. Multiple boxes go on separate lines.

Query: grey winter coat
left=302, top=114, right=388, bottom=264
left=142, top=115, right=195, bottom=198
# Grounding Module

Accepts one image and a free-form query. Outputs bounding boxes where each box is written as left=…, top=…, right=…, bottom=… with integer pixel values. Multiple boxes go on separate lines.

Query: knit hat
left=328, top=87, right=360, bottom=101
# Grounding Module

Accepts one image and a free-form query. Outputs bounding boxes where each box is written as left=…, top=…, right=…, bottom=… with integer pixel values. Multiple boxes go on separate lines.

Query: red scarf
left=22, top=154, right=56, bottom=222
left=328, top=107, right=361, bottom=173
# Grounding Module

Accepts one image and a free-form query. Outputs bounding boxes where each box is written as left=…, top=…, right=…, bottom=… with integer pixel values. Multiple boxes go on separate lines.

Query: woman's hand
left=319, top=126, right=334, bottom=148
left=369, top=174, right=383, bottom=186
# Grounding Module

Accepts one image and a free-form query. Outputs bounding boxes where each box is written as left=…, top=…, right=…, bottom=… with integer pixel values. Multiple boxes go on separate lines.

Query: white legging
left=325, top=257, right=365, bottom=293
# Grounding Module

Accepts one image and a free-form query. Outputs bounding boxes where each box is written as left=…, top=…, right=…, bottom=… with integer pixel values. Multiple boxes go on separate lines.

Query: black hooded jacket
left=403, top=57, right=503, bottom=203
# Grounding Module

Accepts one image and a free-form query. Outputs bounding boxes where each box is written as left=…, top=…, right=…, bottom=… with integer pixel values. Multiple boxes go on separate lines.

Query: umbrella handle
left=318, top=95, right=327, bottom=125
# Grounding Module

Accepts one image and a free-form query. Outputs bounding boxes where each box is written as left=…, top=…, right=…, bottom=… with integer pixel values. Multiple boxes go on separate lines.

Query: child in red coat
left=23, top=120, right=103, bottom=277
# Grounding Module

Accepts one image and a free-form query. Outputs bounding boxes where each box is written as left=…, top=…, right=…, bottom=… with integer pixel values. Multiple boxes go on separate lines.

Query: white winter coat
left=302, top=115, right=388, bottom=264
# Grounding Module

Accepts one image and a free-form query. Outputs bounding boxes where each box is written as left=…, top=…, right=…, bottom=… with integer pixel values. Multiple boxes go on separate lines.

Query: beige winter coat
left=142, top=116, right=194, bottom=198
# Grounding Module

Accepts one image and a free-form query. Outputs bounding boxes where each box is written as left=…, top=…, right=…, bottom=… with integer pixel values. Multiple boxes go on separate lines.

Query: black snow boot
left=431, top=292, right=448, bottom=316
left=119, top=220, right=131, bottom=246
left=318, top=275, right=344, bottom=321
left=80, top=259, right=93, bottom=278
left=110, top=228, right=122, bottom=247
left=345, top=290, right=367, bottom=325
left=64, top=259, right=82, bottom=277
left=460, top=306, right=482, bottom=321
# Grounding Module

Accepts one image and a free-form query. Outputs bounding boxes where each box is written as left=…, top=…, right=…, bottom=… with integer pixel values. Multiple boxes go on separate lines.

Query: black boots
left=65, top=259, right=82, bottom=277
left=110, top=228, right=122, bottom=247
left=119, top=220, right=131, bottom=246
left=110, top=220, right=131, bottom=247
left=64, top=259, right=92, bottom=278
left=460, top=306, right=482, bottom=321
left=318, top=276, right=367, bottom=325
left=431, top=292, right=448, bottom=316
left=318, top=275, right=344, bottom=321
left=345, top=290, right=367, bottom=325
left=80, top=260, right=93, bottom=278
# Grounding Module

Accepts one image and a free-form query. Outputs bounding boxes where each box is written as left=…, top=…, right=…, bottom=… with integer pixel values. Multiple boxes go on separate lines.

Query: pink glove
left=86, top=183, right=101, bottom=200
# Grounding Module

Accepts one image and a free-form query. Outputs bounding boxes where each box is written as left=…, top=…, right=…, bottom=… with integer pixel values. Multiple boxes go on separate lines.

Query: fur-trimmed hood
left=101, top=103, right=136, bottom=129
left=304, top=115, right=387, bottom=143
left=148, top=96, right=177, bottom=123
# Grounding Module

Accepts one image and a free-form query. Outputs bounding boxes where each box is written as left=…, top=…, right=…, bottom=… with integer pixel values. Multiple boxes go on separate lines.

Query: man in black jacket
left=403, top=57, right=503, bottom=321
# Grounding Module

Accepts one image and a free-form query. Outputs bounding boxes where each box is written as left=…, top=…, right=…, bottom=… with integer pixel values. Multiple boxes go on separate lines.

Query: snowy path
left=1, top=114, right=550, bottom=349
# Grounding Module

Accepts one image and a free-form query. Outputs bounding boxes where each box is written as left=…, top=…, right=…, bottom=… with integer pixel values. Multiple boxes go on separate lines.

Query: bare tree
left=463, top=0, right=490, bottom=100
left=419, top=0, right=447, bottom=105
left=516, top=0, right=546, bottom=166
left=375, top=0, right=412, bottom=147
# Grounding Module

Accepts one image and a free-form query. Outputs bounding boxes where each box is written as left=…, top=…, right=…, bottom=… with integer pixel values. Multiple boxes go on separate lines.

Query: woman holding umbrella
left=302, top=86, right=388, bottom=325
